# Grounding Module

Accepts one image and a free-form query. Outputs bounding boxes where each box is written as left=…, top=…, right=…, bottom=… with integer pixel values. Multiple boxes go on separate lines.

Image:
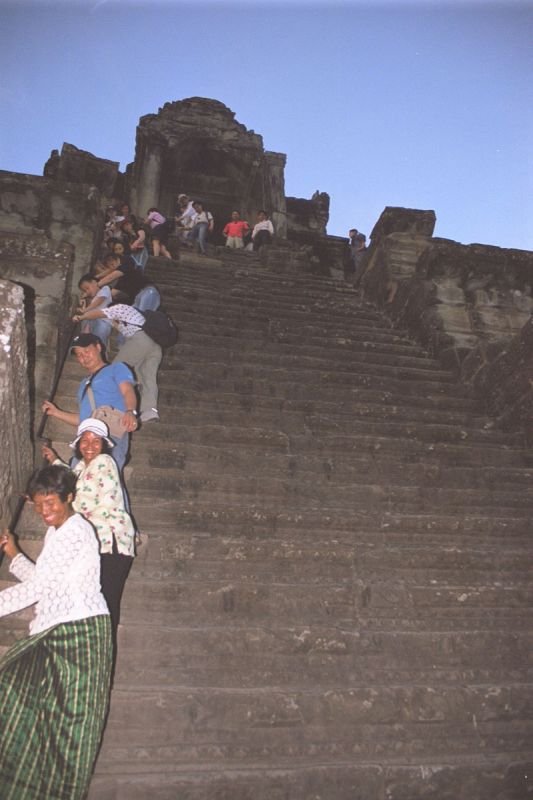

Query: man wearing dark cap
left=42, top=333, right=138, bottom=471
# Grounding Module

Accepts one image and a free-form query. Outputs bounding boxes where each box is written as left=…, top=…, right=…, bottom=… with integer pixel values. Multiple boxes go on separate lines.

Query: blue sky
left=1, top=0, right=531, bottom=250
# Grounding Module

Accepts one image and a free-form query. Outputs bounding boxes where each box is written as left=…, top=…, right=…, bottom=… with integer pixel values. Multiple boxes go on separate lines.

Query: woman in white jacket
left=0, top=464, right=112, bottom=800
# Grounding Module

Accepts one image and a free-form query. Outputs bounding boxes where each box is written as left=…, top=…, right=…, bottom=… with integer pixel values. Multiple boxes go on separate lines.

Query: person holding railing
left=0, top=464, right=112, bottom=800
left=42, top=332, right=138, bottom=472
left=42, top=418, right=136, bottom=641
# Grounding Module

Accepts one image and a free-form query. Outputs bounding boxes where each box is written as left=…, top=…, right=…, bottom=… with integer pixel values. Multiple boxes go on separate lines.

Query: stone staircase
left=1, top=248, right=532, bottom=799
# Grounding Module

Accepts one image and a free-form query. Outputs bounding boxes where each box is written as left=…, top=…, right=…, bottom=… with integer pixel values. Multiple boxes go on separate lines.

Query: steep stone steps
left=56, top=368, right=478, bottom=422
left=94, top=686, right=533, bottom=765
left=88, top=760, right=531, bottom=800
left=178, top=321, right=438, bottom=356
left=138, top=503, right=532, bottom=547
left=127, top=447, right=533, bottom=491
left=162, top=352, right=456, bottom=388
left=118, top=469, right=533, bottom=514
left=168, top=340, right=448, bottom=376
left=35, top=422, right=532, bottom=493
left=150, top=392, right=484, bottom=429
left=166, top=309, right=450, bottom=363
left=3, top=254, right=532, bottom=799
left=111, top=622, right=533, bottom=688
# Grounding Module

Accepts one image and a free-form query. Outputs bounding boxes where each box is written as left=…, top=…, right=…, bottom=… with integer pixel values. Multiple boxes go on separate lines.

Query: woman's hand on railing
left=42, top=444, right=57, bottom=464
left=0, top=530, right=20, bottom=560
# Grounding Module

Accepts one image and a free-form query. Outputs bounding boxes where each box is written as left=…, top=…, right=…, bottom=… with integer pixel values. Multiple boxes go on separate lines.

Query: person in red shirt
left=222, top=211, right=250, bottom=249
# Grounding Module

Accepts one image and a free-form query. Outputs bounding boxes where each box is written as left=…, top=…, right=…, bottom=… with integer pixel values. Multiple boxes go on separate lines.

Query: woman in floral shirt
left=43, top=418, right=135, bottom=640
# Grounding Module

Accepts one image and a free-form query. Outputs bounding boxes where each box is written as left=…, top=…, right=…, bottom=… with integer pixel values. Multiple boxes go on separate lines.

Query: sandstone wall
left=0, top=170, right=103, bottom=426
left=0, top=170, right=103, bottom=281
left=286, top=191, right=330, bottom=247
left=359, top=206, right=533, bottom=428
left=460, top=318, right=533, bottom=438
left=0, top=232, right=74, bottom=417
left=360, top=208, right=533, bottom=370
left=0, top=281, right=33, bottom=526
left=44, top=143, right=119, bottom=197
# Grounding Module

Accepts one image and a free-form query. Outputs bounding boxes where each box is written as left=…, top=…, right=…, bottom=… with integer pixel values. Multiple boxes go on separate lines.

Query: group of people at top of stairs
left=173, top=193, right=274, bottom=256
left=108, top=193, right=274, bottom=260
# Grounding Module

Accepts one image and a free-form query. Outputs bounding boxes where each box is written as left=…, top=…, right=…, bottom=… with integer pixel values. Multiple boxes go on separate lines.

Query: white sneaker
left=140, top=408, right=160, bottom=423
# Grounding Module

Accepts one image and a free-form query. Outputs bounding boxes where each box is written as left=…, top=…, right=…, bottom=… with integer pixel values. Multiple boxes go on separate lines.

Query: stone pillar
left=134, top=141, right=164, bottom=217
left=0, top=281, right=32, bottom=525
left=264, top=151, right=287, bottom=239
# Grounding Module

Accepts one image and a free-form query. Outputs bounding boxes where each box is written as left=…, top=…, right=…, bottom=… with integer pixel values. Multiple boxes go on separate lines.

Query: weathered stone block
left=369, top=206, right=436, bottom=243
left=433, top=279, right=465, bottom=305
left=47, top=142, right=119, bottom=196
left=0, top=280, right=32, bottom=525
left=0, top=170, right=103, bottom=279
left=0, top=231, right=72, bottom=409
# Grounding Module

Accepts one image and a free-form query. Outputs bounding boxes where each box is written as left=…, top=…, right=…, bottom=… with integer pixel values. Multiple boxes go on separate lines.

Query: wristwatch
left=127, top=409, right=139, bottom=417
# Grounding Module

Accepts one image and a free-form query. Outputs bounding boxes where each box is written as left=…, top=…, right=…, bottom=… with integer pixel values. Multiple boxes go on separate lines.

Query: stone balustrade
left=359, top=206, right=533, bottom=431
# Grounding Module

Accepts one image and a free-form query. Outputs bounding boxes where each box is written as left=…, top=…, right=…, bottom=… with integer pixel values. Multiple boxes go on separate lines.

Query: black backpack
left=140, top=309, right=179, bottom=348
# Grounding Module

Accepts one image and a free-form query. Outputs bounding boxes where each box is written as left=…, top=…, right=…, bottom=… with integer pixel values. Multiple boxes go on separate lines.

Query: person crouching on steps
left=74, top=303, right=162, bottom=424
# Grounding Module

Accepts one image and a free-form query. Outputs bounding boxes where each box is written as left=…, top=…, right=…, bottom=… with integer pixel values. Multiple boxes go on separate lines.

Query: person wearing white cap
left=43, top=417, right=135, bottom=641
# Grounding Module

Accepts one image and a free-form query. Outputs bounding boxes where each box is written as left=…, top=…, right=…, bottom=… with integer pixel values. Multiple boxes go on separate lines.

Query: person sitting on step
left=74, top=273, right=113, bottom=348
left=120, top=218, right=149, bottom=271
left=103, top=205, right=126, bottom=244
left=251, top=210, right=274, bottom=251
left=95, top=253, right=161, bottom=313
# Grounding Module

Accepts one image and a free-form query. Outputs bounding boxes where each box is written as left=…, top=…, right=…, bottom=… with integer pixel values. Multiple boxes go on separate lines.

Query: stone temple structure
left=1, top=97, right=533, bottom=799
left=42, top=97, right=331, bottom=251
left=126, top=98, right=289, bottom=240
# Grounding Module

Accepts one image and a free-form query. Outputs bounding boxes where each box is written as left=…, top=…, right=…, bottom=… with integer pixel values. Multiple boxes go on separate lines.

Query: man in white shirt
left=251, top=210, right=274, bottom=251
left=187, top=201, right=214, bottom=255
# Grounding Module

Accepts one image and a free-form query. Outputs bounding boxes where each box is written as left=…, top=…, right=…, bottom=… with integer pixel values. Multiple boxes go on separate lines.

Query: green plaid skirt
left=0, top=615, right=112, bottom=800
